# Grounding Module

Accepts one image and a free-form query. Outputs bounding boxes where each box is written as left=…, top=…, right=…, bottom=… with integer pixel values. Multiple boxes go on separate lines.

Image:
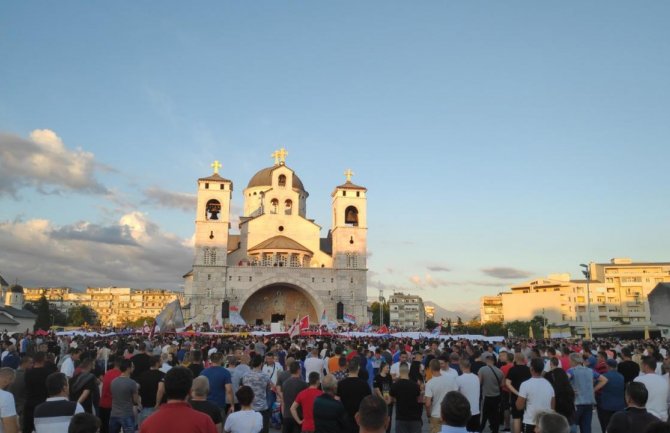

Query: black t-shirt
left=337, top=377, right=371, bottom=421
left=617, top=360, right=640, bottom=385
left=188, top=363, right=204, bottom=378
left=390, top=379, right=421, bottom=421
left=131, top=353, right=152, bottom=381
left=471, top=360, right=486, bottom=375
left=373, top=374, right=393, bottom=397
left=409, top=360, right=423, bottom=383
left=191, top=400, right=223, bottom=425
left=137, top=369, right=165, bottom=407
left=506, top=365, right=531, bottom=401
left=26, top=365, right=58, bottom=405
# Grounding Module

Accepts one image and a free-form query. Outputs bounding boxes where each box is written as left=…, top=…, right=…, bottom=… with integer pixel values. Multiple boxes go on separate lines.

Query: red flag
left=377, top=324, right=389, bottom=334
left=299, top=315, right=310, bottom=330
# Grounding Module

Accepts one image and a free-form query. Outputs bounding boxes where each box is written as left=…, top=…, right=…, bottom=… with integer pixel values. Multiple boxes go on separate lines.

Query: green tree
left=67, top=305, right=98, bottom=326
left=446, top=318, right=452, bottom=333
left=425, top=319, right=438, bottom=330
left=125, top=316, right=155, bottom=328
left=34, top=295, right=52, bottom=331
left=370, top=302, right=390, bottom=326
left=481, top=321, right=507, bottom=336
left=50, top=307, right=68, bottom=327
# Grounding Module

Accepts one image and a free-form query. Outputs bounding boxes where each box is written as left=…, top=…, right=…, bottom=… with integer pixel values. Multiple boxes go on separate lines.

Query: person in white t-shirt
left=225, top=386, right=262, bottom=433
left=304, top=348, right=324, bottom=380
left=633, top=357, right=669, bottom=421
left=516, top=358, right=555, bottom=432
left=390, top=352, right=409, bottom=379
left=424, top=359, right=458, bottom=433
left=456, top=358, right=481, bottom=433
left=0, top=367, right=18, bottom=433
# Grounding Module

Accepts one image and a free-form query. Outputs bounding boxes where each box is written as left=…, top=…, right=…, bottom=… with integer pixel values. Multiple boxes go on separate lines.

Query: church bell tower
left=194, top=160, right=233, bottom=266
left=331, top=169, right=367, bottom=269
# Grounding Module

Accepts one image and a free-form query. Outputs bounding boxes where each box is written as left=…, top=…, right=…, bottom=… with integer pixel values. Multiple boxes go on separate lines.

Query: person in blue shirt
left=596, top=359, right=626, bottom=432
left=200, top=352, right=234, bottom=419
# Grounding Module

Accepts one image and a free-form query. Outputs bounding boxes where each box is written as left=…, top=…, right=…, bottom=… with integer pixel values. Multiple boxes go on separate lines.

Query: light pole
left=378, top=289, right=384, bottom=327
left=580, top=263, right=593, bottom=339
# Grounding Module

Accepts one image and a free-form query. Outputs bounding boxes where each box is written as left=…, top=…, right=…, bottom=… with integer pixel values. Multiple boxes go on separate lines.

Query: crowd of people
left=0, top=331, right=668, bottom=433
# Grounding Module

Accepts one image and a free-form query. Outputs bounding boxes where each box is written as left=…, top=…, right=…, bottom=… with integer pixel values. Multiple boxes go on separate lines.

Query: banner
left=155, top=300, right=185, bottom=332
left=320, top=309, right=328, bottom=326
left=343, top=313, right=356, bottom=324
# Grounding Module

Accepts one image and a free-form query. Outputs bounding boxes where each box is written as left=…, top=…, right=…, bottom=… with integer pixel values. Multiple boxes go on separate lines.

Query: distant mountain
left=424, top=301, right=478, bottom=322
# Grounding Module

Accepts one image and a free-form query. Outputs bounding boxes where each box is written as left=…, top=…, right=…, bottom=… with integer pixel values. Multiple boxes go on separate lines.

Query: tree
left=67, top=305, right=98, bottom=327
left=50, top=307, right=68, bottom=327
left=425, top=319, right=438, bottom=331
left=34, top=295, right=51, bottom=331
left=446, top=318, right=452, bottom=334
left=125, top=316, right=155, bottom=328
left=370, top=302, right=390, bottom=326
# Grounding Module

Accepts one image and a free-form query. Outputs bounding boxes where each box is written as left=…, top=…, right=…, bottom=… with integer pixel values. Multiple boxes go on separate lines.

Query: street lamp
left=378, top=289, right=384, bottom=327
left=580, top=263, right=593, bottom=339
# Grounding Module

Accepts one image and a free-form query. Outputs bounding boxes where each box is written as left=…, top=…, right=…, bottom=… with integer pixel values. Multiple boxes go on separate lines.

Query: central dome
left=247, top=166, right=305, bottom=191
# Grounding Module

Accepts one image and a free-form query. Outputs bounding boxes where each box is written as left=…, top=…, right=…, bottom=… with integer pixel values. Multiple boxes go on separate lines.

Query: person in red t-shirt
left=290, top=372, right=323, bottom=433
left=140, top=367, right=217, bottom=433
left=99, top=355, right=122, bottom=433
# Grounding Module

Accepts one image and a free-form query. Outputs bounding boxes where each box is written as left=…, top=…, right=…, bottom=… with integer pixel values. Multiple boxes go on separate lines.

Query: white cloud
left=0, top=129, right=108, bottom=196
left=0, top=213, right=193, bottom=289
left=409, top=274, right=449, bottom=289
left=481, top=267, right=533, bottom=279
left=142, top=187, right=196, bottom=212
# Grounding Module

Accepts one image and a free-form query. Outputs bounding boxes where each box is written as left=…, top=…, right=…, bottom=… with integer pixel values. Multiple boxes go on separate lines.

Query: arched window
left=285, top=199, right=292, bottom=215
left=345, top=206, right=359, bottom=226
left=278, top=174, right=287, bottom=187
left=270, top=198, right=279, bottom=214
left=206, top=199, right=221, bottom=220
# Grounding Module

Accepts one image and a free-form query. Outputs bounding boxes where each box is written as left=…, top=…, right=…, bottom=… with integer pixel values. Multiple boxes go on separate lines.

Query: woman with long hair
left=373, top=362, right=394, bottom=433
left=548, top=367, right=576, bottom=431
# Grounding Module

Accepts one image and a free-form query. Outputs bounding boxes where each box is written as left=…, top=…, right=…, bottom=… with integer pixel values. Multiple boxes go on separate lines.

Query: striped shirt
left=34, top=397, right=85, bottom=433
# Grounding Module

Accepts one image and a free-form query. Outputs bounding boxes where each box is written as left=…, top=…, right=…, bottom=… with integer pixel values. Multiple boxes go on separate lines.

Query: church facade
left=183, top=150, right=368, bottom=326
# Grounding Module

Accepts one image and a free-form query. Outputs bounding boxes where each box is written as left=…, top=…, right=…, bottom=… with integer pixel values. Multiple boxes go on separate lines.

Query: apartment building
left=389, top=292, right=425, bottom=329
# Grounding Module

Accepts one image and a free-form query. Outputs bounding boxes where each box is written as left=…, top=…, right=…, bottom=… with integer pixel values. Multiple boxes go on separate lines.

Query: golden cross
left=277, top=147, right=288, bottom=164
left=271, top=150, right=280, bottom=165
left=211, top=160, right=222, bottom=174
left=344, top=169, right=354, bottom=182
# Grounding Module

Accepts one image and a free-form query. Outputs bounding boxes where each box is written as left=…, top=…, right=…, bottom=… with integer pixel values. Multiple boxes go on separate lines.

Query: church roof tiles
left=248, top=236, right=313, bottom=254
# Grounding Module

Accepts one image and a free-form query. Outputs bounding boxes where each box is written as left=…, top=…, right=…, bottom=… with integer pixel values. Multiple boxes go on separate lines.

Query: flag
left=431, top=324, right=441, bottom=335
left=377, top=324, right=389, bottom=334
left=148, top=321, right=157, bottom=339
left=288, top=317, right=300, bottom=338
left=320, top=309, right=328, bottom=326
left=142, top=320, right=150, bottom=335
left=299, top=315, right=310, bottom=330
left=343, top=313, right=356, bottom=324
left=155, top=300, right=185, bottom=333
left=362, top=322, right=372, bottom=332
left=229, top=306, right=246, bottom=326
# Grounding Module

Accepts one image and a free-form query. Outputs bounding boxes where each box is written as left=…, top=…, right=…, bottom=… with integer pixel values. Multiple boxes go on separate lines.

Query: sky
left=1, top=2, right=669, bottom=316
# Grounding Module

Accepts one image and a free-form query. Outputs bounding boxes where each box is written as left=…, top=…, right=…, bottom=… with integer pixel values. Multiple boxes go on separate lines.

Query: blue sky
left=1, top=1, right=669, bottom=315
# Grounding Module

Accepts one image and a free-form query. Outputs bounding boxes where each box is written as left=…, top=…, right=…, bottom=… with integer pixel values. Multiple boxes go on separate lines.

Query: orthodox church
left=183, top=149, right=368, bottom=326
left=0, top=276, right=37, bottom=333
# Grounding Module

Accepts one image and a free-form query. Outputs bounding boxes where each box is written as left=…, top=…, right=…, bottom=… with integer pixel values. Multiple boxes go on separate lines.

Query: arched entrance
left=240, top=284, right=318, bottom=325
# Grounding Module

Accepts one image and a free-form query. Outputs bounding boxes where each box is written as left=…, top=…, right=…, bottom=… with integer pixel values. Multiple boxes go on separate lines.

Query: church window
left=344, top=206, right=359, bottom=226
left=331, top=278, right=334, bottom=283
left=278, top=226, right=284, bottom=232
left=278, top=174, right=287, bottom=187
left=262, top=254, right=272, bottom=267
left=304, top=256, right=311, bottom=267
left=284, top=199, right=292, bottom=215
left=205, top=183, right=209, bottom=189
left=270, top=199, right=279, bottom=214
left=207, top=274, right=211, bottom=280
left=206, top=199, right=221, bottom=220
left=220, top=184, right=225, bottom=190
left=343, top=191, right=347, bottom=196
left=356, top=191, right=360, bottom=197
left=347, top=253, right=358, bottom=269
left=206, top=288, right=212, bottom=298
left=249, top=276, right=252, bottom=282
left=209, top=248, right=217, bottom=265
left=228, top=275, right=232, bottom=281
left=238, top=276, right=241, bottom=281
left=290, top=254, right=300, bottom=268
